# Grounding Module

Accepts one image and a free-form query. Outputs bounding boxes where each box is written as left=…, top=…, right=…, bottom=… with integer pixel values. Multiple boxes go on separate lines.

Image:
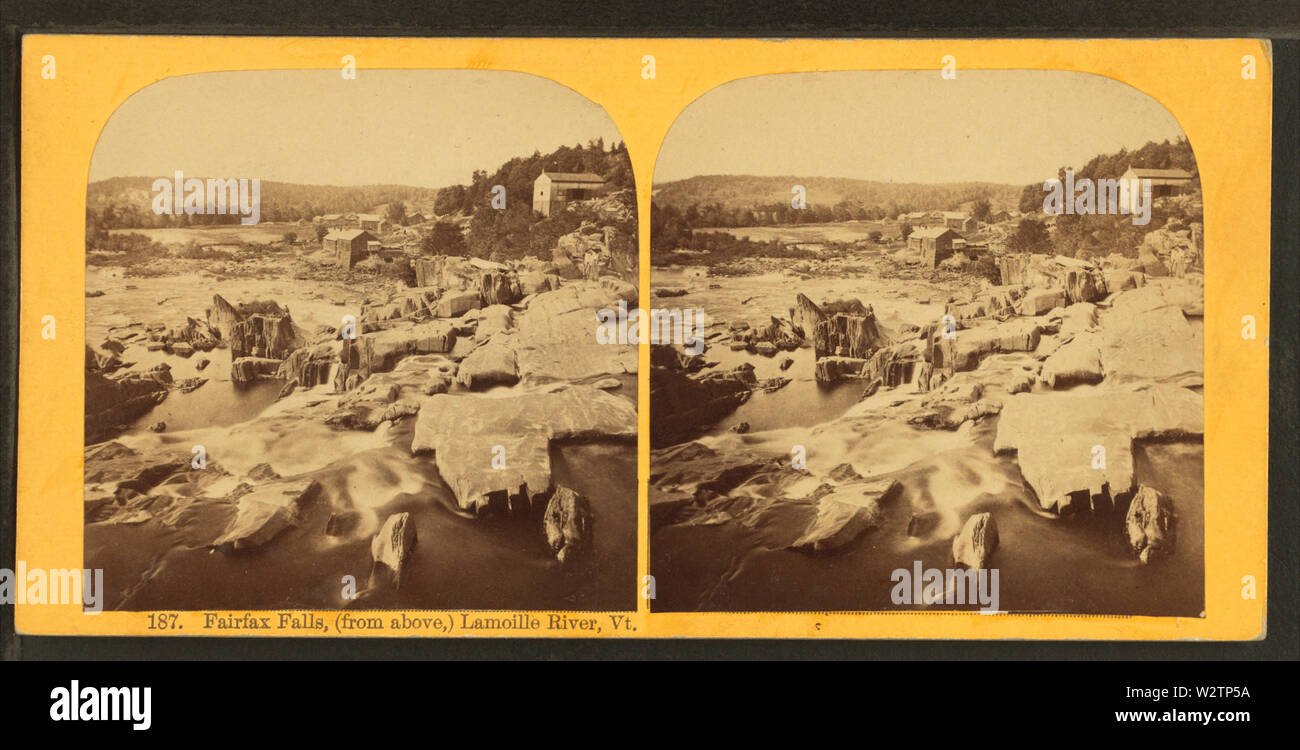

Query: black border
left=1, top=1, right=1296, bottom=660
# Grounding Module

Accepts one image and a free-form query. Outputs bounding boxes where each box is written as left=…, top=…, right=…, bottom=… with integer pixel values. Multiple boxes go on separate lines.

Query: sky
left=90, top=70, right=622, bottom=188
left=654, top=70, right=1189, bottom=186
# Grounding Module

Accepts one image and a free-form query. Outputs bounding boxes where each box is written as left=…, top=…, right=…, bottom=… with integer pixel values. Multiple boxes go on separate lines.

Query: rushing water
left=86, top=274, right=637, bottom=612
left=649, top=266, right=1205, bottom=617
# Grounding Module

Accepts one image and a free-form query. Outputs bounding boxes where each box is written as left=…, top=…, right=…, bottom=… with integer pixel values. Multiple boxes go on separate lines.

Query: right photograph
left=649, top=71, right=1205, bottom=615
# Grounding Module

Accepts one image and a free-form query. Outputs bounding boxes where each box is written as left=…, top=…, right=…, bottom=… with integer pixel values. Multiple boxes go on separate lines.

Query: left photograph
left=81, top=70, right=639, bottom=611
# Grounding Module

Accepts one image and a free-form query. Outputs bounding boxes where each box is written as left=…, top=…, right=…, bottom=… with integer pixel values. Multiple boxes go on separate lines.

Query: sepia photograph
left=649, top=71, right=1205, bottom=614
left=81, top=70, right=640, bottom=612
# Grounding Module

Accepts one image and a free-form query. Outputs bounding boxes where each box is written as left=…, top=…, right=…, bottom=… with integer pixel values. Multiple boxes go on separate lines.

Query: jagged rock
left=276, top=343, right=335, bottom=388
left=480, top=271, right=523, bottom=306
left=952, top=512, right=999, bottom=569
left=100, top=338, right=125, bottom=355
left=730, top=421, right=750, bottom=434
left=754, top=341, right=778, bottom=356
left=650, top=365, right=756, bottom=447
left=935, top=319, right=1041, bottom=372
left=813, top=309, right=883, bottom=360
left=828, top=463, right=862, bottom=482
left=231, top=356, right=281, bottom=384
left=213, top=479, right=321, bottom=551
left=1125, top=485, right=1176, bottom=563
left=790, top=479, right=900, bottom=552
left=148, top=421, right=166, bottom=432
left=370, top=512, right=418, bottom=589
left=195, top=357, right=210, bottom=371
left=167, top=317, right=221, bottom=352
left=334, top=320, right=458, bottom=390
left=861, top=340, right=923, bottom=388
left=995, top=384, right=1203, bottom=513
left=84, top=361, right=170, bottom=444
left=815, top=356, right=869, bottom=383
left=999, top=254, right=1108, bottom=304
left=779, top=357, right=794, bottom=371
left=791, top=293, right=826, bottom=342
left=543, top=486, right=594, bottom=564
left=361, top=288, right=438, bottom=324
left=592, top=377, right=621, bottom=390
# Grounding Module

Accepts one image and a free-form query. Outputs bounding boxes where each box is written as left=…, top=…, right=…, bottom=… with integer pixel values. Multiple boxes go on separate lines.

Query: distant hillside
left=653, top=174, right=1022, bottom=216
left=86, top=177, right=441, bottom=228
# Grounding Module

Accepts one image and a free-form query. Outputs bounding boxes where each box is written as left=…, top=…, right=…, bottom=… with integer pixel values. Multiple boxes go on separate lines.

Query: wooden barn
left=532, top=172, right=606, bottom=217
left=908, top=226, right=963, bottom=268
left=326, top=228, right=378, bottom=270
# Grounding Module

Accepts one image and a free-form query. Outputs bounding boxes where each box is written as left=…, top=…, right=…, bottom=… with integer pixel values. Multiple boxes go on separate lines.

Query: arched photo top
left=90, top=68, right=629, bottom=193
left=653, top=69, right=1196, bottom=191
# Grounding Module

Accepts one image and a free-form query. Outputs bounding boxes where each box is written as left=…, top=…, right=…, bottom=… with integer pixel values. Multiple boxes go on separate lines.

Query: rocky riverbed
left=84, top=255, right=638, bottom=611
left=649, top=234, right=1204, bottom=615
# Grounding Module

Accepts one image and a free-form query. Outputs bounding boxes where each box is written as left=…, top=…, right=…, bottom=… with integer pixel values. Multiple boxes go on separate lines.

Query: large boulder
left=1040, top=333, right=1103, bottom=388
left=543, top=486, right=594, bottom=564
left=84, top=356, right=171, bottom=443
left=410, top=385, right=636, bottom=513
left=994, top=384, right=1203, bottom=513
left=1125, top=485, right=1176, bottom=564
left=435, top=290, right=482, bottom=318
left=952, top=512, right=999, bottom=569
left=370, top=512, right=418, bottom=589
left=651, top=363, right=756, bottom=447
left=456, top=340, right=519, bottom=389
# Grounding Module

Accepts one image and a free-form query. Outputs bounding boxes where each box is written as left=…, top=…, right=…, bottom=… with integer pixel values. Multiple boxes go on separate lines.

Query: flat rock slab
left=994, top=384, right=1203, bottom=513
left=1099, top=287, right=1203, bottom=386
left=513, top=280, right=639, bottom=383
left=411, top=384, right=636, bottom=513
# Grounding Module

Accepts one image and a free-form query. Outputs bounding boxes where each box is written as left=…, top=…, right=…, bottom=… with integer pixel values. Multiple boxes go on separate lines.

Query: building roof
left=942, top=211, right=970, bottom=220
left=910, top=226, right=961, bottom=239
left=1124, top=167, right=1194, bottom=180
left=325, top=229, right=374, bottom=241
left=538, top=171, right=606, bottom=184
left=356, top=213, right=384, bottom=222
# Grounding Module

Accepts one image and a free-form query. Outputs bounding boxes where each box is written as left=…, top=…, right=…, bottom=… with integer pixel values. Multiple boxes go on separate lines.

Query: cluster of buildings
left=316, top=212, right=389, bottom=233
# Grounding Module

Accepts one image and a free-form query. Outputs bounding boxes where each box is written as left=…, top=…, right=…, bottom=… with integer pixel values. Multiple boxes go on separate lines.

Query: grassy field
left=697, top=220, right=903, bottom=244
left=107, top=222, right=308, bottom=245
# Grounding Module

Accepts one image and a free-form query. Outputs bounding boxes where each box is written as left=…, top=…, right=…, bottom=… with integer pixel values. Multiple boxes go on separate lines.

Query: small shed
left=908, top=226, right=962, bottom=268
left=326, top=229, right=378, bottom=270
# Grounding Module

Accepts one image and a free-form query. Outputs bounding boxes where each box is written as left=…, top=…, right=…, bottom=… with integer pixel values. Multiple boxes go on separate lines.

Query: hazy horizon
left=90, top=70, right=623, bottom=188
left=655, top=70, right=1188, bottom=186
